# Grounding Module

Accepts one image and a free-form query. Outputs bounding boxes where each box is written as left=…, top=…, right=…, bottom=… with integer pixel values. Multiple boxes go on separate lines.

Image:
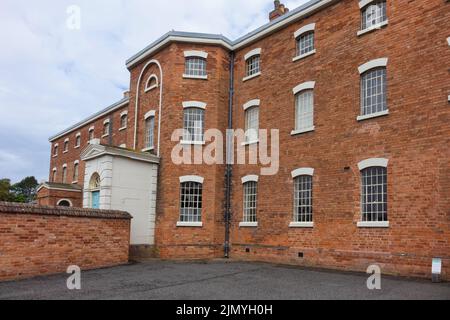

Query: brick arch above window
left=179, top=175, right=204, bottom=184
left=182, top=101, right=207, bottom=110
left=293, top=81, right=316, bottom=95
left=358, top=58, right=388, bottom=74
left=291, top=168, right=314, bottom=178
left=294, top=23, right=316, bottom=39
left=244, top=48, right=262, bottom=61
left=243, top=99, right=260, bottom=111
left=184, top=50, right=208, bottom=59
left=358, top=158, right=389, bottom=171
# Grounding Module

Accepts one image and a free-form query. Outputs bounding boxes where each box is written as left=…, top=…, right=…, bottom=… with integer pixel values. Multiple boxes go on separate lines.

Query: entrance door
left=91, top=191, right=100, bottom=209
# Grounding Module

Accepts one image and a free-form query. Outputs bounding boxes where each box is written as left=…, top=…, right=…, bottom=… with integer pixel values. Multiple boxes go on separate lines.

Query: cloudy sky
left=0, top=0, right=308, bottom=183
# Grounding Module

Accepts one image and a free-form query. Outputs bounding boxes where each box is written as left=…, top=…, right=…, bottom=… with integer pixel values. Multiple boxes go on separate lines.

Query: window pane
left=293, top=176, right=313, bottom=222
left=183, top=108, right=204, bottom=142
left=362, top=1, right=387, bottom=29
left=296, top=32, right=315, bottom=56
left=243, top=181, right=258, bottom=222
left=180, top=182, right=203, bottom=223
left=361, top=68, right=387, bottom=116
left=295, top=90, right=314, bottom=130
left=246, top=55, right=260, bottom=77
left=361, top=167, right=387, bottom=222
left=185, top=57, right=207, bottom=76
left=245, top=107, right=259, bottom=142
left=144, top=117, right=155, bottom=149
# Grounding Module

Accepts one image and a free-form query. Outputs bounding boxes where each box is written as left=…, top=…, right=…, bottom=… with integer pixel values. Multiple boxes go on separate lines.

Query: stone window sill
left=289, top=222, right=314, bottom=228
left=357, top=221, right=390, bottom=228
left=239, top=222, right=258, bottom=228
left=183, top=74, right=208, bottom=80
left=291, top=126, right=315, bottom=136
left=177, top=222, right=203, bottom=228
left=357, top=20, right=389, bottom=37
left=357, top=110, right=389, bottom=122
left=292, top=49, right=316, bottom=62
left=243, top=72, right=261, bottom=82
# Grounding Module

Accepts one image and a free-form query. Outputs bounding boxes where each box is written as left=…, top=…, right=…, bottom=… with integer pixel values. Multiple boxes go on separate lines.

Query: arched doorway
left=57, top=199, right=72, bottom=207
left=89, top=173, right=101, bottom=209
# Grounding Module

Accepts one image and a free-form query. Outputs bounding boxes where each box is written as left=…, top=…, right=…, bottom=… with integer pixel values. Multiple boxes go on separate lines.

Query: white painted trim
left=359, top=0, right=376, bottom=9
left=292, top=49, right=316, bottom=62
left=242, top=72, right=261, bottom=82
left=358, top=58, right=388, bottom=74
left=293, top=81, right=316, bottom=95
left=54, top=143, right=59, bottom=147
left=294, top=23, right=316, bottom=39
left=180, top=140, right=206, bottom=146
left=52, top=167, right=57, bottom=172
left=291, top=168, right=314, bottom=178
left=57, top=199, right=73, bottom=207
left=62, top=163, right=68, bottom=168
left=120, top=111, right=128, bottom=117
left=126, top=0, right=337, bottom=67
left=241, top=140, right=259, bottom=146
left=182, top=101, right=207, bottom=110
left=239, top=222, right=258, bottom=228
left=141, top=147, right=154, bottom=152
left=74, top=160, right=80, bottom=165
left=243, top=99, right=260, bottom=111
left=76, top=132, right=81, bottom=137
left=357, top=110, right=389, bottom=121
left=144, top=110, right=156, bottom=120
left=291, top=126, right=316, bottom=136
left=447, top=37, right=450, bottom=46
left=145, top=74, right=159, bottom=92
left=103, top=119, right=110, bottom=125
left=64, top=138, right=69, bottom=143
left=289, top=222, right=314, bottom=228
left=179, top=175, right=204, bottom=184
left=241, top=175, right=259, bottom=184
left=88, top=126, right=95, bottom=132
left=183, top=74, right=208, bottom=80
left=134, top=60, right=163, bottom=157
left=184, top=50, right=208, bottom=59
left=177, top=222, right=203, bottom=228
left=358, top=158, right=389, bottom=171
left=357, top=20, right=389, bottom=36
left=357, top=221, right=390, bottom=228
left=244, top=48, right=262, bottom=61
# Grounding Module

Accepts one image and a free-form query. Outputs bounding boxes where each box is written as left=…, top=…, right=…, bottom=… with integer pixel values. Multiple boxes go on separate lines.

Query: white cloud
left=0, top=0, right=308, bottom=183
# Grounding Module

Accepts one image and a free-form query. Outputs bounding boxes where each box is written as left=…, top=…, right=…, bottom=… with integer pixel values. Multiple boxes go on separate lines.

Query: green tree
left=10, top=176, right=39, bottom=203
left=0, top=179, right=13, bottom=201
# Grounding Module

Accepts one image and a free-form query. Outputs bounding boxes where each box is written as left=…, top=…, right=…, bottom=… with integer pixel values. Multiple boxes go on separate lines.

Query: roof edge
left=49, top=97, right=129, bottom=142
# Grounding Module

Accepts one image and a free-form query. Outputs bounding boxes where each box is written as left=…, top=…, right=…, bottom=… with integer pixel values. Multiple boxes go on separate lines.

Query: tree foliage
left=0, top=177, right=39, bottom=203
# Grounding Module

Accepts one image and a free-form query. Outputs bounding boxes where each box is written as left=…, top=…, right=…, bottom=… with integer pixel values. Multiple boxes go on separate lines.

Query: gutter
left=224, top=51, right=235, bottom=258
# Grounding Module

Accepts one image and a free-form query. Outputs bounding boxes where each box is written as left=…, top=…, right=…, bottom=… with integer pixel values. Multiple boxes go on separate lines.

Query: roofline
left=49, top=97, right=129, bottom=142
left=126, top=0, right=338, bottom=69
left=37, top=183, right=83, bottom=193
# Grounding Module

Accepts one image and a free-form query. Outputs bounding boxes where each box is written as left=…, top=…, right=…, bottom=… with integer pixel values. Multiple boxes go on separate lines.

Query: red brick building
left=40, top=0, right=450, bottom=279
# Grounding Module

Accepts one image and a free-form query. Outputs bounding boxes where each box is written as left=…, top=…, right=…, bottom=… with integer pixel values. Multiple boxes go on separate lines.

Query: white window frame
left=177, top=175, right=204, bottom=227
left=181, top=102, right=206, bottom=145
left=293, top=23, right=316, bottom=62
left=62, top=164, right=68, bottom=184
left=290, top=168, right=315, bottom=228
left=119, top=111, right=128, bottom=130
left=145, top=74, right=159, bottom=92
left=358, top=58, right=389, bottom=121
left=142, top=110, right=156, bottom=152
left=75, top=133, right=81, bottom=148
left=357, top=0, right=388, bottom=36
left=57, top=199, right=73, bottom=207
left=63, top=139, right=69, bottom=153
left=72, top=160, right=80, bottom=183
left=88, top=126, right=95, bottom=143
left=242, top=100, right=260, bottom=145
left=183, top=51, right=208, bottom=80
left=52, top=168, right=57, bottom=182
left=292, top=81, right=316, bottom=135
left=53, top=143, right=59, bottom=157
left=102, top=119, right=110, bottom=137
left=243, top=48, right=262, bottom=81
left=357, top=158, right=389, bottom=228
left=240, top=175, right=259, bottom=228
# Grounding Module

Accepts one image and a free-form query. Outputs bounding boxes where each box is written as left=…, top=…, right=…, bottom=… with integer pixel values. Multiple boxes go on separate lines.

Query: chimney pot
left=269, top=1, right=289, bottom=21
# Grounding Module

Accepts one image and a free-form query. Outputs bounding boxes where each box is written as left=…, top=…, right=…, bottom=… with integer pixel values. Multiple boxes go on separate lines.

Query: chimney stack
left=269, top=0, right=289, bottom=21
left=123, top=90, right=130, bottom=99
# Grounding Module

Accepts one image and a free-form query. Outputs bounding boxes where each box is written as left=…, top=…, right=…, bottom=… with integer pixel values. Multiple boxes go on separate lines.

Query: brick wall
left=0, top=202, right=131, bottom=282
left=229, top=0, right=450, bottom=280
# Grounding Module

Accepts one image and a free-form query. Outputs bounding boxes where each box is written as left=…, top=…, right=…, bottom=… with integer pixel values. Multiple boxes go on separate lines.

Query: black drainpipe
left=224, top=51, right=235, bottom=258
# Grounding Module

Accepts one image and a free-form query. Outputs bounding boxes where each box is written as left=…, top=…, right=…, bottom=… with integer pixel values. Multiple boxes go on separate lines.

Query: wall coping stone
left=0, top=202, right=132, bottom=220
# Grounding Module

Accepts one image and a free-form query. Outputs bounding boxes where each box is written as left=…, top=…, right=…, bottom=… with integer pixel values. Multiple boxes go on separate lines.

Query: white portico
left=81, top=141, right=159, bottom=246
